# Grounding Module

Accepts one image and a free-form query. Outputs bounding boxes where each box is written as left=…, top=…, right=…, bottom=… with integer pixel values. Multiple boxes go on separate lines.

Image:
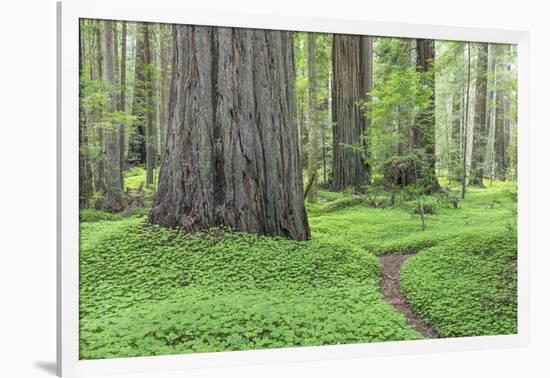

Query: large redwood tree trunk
left=149, top=26, right=309, bottom=241
left=330, top=34, right=371, bottom=193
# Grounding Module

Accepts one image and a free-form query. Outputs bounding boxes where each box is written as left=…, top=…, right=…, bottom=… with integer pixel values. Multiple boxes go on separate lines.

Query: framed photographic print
left=57, top=0, right=529, bottom=376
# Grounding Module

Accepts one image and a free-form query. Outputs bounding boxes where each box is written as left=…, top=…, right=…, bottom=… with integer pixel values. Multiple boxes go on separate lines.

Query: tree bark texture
left=142, top=24, right=156, bottom=186
left=330, top=34, right=371, bottom=193
left=97, top=20, right=123, bottom=211
left=461, top=42, right=471, bottom=199
left=149, top=25, right=310, bottom=241
left=484, top=44, right=497, bottom=180
left=364, top=36, right=373, bottom=185
left=306, top=33, right=319, bottom=203
left=469, top=43, right=488, bottom=186
left=495, top=91, right=508, bottom=180
left=79, top=21, right=94, bottom=208
left=128, top=24, right=147, bottom=166
left=93, top=21, right=106, bottom=192
left=414, top=38, right=440, bottom=193
left=159, top=24, right=173, bottom=153
left=118, top=21, right=127, bottom=189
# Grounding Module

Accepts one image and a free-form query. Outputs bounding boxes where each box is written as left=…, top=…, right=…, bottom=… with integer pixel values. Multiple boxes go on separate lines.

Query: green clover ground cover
left=79, top=183, right=517, bottom=359
left=79, top=219, right=420, bottom=359
left=400, top=232, right=517, bottom=337
left=309, top=184, right=517, bottom=256
left=309, top=184, right=518, bottom=338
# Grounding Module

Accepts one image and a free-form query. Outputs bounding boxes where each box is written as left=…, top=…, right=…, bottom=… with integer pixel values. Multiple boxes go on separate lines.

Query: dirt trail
left=378, top=254, right=438, bottom=339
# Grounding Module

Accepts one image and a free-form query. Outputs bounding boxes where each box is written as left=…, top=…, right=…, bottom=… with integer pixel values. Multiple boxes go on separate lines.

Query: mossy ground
left=79, top=181, right=517, bottom=359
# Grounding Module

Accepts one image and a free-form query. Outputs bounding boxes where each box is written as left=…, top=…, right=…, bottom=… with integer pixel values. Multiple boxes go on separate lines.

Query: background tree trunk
left=159, top=24, right=172, bottom=153
left=306, top=33, right=319, bottom=203
left=79, top=21, right=93, bottom=208
left=484, top=44, right=498, bottom=182
left=414, top=38, right=440, bottom=193
left=128, top=24, right=147, bottom=166
left=469, top=43, right=488, bottom=186
left=461, top=42, right=471, bottom=199
left=98, top=19, right=123, bottom=211
left=93, top=20, right=106, bottom=192
left=118, top=21, right=127, bottom=189
left=363, top=36, right=373, bottom=185
left=149, top=26, right=309, bottom=241
left=330, top=34, right=370, bottom=193
left=142, top=24, right=156, bottom=186
left=495, top=90, right=507, bottom=180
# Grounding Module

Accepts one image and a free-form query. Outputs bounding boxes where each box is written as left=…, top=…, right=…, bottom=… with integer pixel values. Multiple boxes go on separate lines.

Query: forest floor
left=78, top=168, right=518, bottom=359
left=379, top=254, right=438, bottom=338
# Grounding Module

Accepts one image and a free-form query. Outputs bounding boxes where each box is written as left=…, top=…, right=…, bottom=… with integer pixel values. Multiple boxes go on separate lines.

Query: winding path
left=378, top=254, right=438, bottom=339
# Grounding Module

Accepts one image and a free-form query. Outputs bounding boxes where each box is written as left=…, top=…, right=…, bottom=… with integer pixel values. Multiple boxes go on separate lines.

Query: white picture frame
left=57, top=0, right=530, bottom=376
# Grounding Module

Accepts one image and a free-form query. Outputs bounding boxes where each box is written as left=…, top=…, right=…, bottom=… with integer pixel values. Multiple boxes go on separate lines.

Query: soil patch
left=379, top=254, right=438, bottom=338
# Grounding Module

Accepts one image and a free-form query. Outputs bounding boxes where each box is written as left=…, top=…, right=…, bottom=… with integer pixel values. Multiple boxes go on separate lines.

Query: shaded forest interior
left=78, top=19, right=518, bottom=359
left=79, top=19, right=517, bottom=232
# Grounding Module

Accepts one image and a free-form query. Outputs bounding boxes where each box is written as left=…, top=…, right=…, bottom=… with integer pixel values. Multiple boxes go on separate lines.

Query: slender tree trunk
left=143, top=24, right=156, bottom=186
left=461, top=42, right=471, bottom=199
left=507, top=45, right=518, bottom=181
left=128, top=24, right=147, bottom=166
left=98, top=19, right=123, bottom=210
left=364, top=36, right=373, bottom=185
left=470, top=43, right=489, bottom=186
left=79, top=21, right=94, bottom=208
left=93, top=20, right=106, bottom=193
left=451, top=69, right=463, bottom=184
left=500, top=45, right=513, bottom=180
left=149, top=26, right=309, bottom=241
left=444, top=95, right=453, bottom=187
left=159, top=24, right=172, bottom=153
left=306, top=33, right=319, bottom=203
left=415, top=38, right=440, bottom=193
left=114, top=23, right=120, bottom=103
left=459, top=70, right=465, bottom=168
left=331, top=34, right=370, bottom=193
left=495, top=91, right=507, bottom=180
left=324, top=72, right=332, bottom=184
left=118, top=21, right=127, bottom=189
left=484, top=44, right=497, bottom=181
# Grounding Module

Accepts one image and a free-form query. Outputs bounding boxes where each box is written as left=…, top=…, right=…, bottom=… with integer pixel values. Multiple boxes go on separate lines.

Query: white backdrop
left=1, top=0, right=548, bottom=377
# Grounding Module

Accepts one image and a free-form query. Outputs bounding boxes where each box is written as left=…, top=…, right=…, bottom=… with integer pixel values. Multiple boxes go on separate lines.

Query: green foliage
left=414, top=196, right=437, bottom=215
left=309, top=183, right=517, bottom=255
left=294, top=32, right=333, bottom=187
left=124, top=165, right=157, bottom=197
left=318, top=190, right=344, bottom=203
left=80, top=208, right=149, bottom=223
left=80, top=219, right=420, bottom=359
left=80, top=209, right=124, bottom=223
left=400, top=231, right=517, bottom=337
left=358, top=38, right=435, bottom=192
left=318, top=196, right=366, bottom=213
left=80, top=183, right=517, bottom=359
